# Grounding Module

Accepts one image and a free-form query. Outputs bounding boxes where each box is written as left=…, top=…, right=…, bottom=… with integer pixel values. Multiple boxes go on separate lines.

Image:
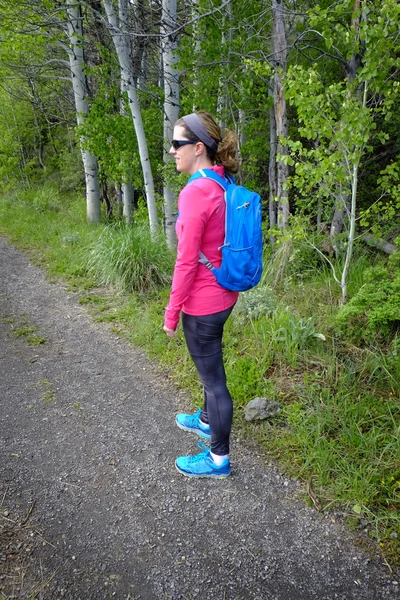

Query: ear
left=194, top=141, right=206, bottom=157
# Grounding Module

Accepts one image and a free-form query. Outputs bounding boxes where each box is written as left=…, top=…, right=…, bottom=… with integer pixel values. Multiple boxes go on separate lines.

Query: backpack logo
left=188, top=168, right=263, bottom=292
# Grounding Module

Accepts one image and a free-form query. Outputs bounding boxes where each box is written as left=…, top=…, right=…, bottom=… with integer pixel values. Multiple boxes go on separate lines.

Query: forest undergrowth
left=1, top=185, right=399, bottom=567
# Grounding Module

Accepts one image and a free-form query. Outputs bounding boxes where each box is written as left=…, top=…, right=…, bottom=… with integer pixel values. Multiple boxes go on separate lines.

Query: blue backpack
left=188, top=168, right=263, bottom=292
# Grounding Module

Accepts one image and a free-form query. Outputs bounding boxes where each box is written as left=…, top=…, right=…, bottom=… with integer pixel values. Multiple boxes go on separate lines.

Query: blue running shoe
left=176, top=409, right=211, bottom=440
left=175, top=442, right=231, bottom=479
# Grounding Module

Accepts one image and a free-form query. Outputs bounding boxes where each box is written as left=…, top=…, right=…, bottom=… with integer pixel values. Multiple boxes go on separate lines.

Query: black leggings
left=181, top=305, right=234, bottom=456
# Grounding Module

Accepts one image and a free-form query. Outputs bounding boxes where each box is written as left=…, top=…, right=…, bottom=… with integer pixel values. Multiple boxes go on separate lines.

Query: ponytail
left=177, top=111, right=240, bottom=174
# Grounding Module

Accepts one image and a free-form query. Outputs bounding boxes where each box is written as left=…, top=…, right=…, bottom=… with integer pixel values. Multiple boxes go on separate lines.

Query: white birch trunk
left=340, top=80, right=368, bottom=304
left=191, top=0, right=202, bottom=109
left=217, top=0, right=232, bottom=128
left=272, top=0, right=289, bottom=230
left=162, top=0, right=180, bottom=248
left=340, top=160, right=358, bottom=303
left=238, top=109, right=247, bottom=146
left=120, top=78, right=134, bottom=223
left=66, top=2, right=101, bottom=223
left=268, top=84, right=278, bottom=247
left=330, top=0, right=364, bottom=246
left=102, top=0, right=158, bottom=234
left=122, top=182, right=134, bottom=223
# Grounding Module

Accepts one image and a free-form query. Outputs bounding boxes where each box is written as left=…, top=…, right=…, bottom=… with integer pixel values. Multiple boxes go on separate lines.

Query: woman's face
left=170, top=125, right=199, bottom=174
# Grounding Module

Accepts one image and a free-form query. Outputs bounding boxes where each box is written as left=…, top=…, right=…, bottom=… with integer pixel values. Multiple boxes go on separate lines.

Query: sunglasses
left=171, top=139, right=198, bottom=150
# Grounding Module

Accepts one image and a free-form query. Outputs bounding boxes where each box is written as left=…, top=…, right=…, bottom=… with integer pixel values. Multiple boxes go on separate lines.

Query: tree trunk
left=238, top=108, right=247, bottom=146
left=268, top=85, right=278, bottom=247
left=191, top=0, right=202, bottom=110
left=161, top=0, right=179, bottom=248
left=217, top=0, right=232, bottom=128
left=340, top=160, right=358, bottom=303
left=66, top=2, right=101, bottom=223
left=330, top=0, right=365, bottom=243
left=120, top=183, right=133, bottom=223
left=120, top=77, right=134, bottom=223
left=336, top=1, right=367, bottom=301
left=360, top=234, right=398, bottom=255
left=102, top=0, right=159, bottom=234
left=271, top=0, right=289, bottom=230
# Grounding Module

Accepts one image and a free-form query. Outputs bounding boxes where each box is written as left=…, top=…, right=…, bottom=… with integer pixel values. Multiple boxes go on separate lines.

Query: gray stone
left=244, top=397, right=282, bottom=421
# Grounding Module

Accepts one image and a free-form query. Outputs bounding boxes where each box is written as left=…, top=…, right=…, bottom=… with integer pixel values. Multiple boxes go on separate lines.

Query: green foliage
left=281, top=0, right=400, bottom=305
left=234, top=285, right=277, bottom=323
left=249, top=306, right=325, bottom=368
left=360, top=161, right=400, bottom=234
left=56, top=138, right=85, bottom=193
left=0, top=184, right=96, bottom=284
left=283, top=65, right=374, bottom=217
left=87, top=224, right=174, bottom=293
left=79, top=85, right=138, bottom=184
left=336, top=250, right=400, bottom=342
left=276, top=381, right=400, bottom=519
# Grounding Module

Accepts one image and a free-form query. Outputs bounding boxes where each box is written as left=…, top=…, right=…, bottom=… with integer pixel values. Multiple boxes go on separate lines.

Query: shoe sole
left=175, top=462, right=230, bottom=479
left=175, top=419, right=211, bottom=440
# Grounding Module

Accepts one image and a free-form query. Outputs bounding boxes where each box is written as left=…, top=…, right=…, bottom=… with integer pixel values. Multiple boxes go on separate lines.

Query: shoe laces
left=187, top=441, right=210, bottom=464
left=186, top=410, right=201, bottom=426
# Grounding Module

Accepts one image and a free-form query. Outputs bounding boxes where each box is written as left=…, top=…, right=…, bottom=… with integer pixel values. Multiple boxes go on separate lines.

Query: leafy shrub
left=87, top=223, right=174, bottom=293
left=57, top=144, right=84, bottom=192
left=238, top=304, right=325, bottom=368
left=266, top=306, right=325, bottom=354
left=234, top=285, right=277, bottom=323
left=336, top=250, right=400, bottom=342
left=264, top=231, right=334, bottom=291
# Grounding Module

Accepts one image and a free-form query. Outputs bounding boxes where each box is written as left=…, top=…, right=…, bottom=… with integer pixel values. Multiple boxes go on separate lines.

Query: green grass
left=87, top=222, right=174, bottom=293
left=1, top=183, right=399, bottom=566
left=9, top=320, right=47, bottom=346
left=0, top=184, right=98, bottom=286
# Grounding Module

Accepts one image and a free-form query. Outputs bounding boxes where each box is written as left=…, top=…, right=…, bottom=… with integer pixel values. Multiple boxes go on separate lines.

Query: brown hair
left=176, top=111, right=240, bottom=174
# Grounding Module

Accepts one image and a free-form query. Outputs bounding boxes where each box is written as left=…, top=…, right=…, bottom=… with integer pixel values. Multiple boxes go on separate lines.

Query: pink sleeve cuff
left=164, top=307, right=180, bottom=330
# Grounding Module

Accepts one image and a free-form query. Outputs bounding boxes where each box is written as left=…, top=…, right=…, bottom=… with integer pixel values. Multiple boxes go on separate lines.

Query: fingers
left=163, top=325, right=178, bottom=338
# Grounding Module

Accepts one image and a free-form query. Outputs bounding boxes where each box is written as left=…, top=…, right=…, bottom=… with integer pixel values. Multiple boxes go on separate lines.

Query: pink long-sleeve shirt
left=164, top=165, right=239, bottom=330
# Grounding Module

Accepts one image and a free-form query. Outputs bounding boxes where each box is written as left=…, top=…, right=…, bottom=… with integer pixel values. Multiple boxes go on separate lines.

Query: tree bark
left=120, top=77, right=134, bottom=223
left=330, top=0, right=365, bottom=243
left=102, top=0, right=159, bottom=234
left=191, top=0, right=202, bottom=110
left=360, top=234, right=398, bottom=255
left=66, top=2, right=101, bottom=223
left=161, top=0, right=179, bottom=248
left=271, top=0, right=289, bottom=230
left=217, top=0, right=232, bottom=128
left=268, top=84, right=278, bottom=246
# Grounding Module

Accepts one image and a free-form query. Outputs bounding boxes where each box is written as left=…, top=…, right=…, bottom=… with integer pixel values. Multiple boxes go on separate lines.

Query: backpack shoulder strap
left=188, top=168, right=234, bottom=191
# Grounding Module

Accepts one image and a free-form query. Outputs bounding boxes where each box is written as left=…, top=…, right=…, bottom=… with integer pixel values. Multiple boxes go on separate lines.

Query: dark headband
left=182, top=113, right=219, bottom=151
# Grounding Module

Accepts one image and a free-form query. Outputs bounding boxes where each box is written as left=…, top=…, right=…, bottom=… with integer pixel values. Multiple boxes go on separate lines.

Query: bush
left=234, top=285, right=277, bottom=323
left=87, top=223, right=174, bottom=293
left=336, top=251, right=400, bottom=343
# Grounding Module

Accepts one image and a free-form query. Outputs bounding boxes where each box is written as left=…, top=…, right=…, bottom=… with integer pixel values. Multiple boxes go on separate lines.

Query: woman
left=163, top=111, right=240, bottom=479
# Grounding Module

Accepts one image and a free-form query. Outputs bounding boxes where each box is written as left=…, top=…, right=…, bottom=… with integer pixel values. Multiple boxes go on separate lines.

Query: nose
left=169, top=145, right=176, bottom=156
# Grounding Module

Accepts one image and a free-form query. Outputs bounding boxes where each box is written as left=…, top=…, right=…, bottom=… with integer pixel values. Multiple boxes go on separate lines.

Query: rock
left=244, top=397, right=282, bottom=422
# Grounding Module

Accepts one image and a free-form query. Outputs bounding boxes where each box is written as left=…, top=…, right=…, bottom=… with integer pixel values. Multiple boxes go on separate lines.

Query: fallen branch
left=360, top=234, right=397, bottom=255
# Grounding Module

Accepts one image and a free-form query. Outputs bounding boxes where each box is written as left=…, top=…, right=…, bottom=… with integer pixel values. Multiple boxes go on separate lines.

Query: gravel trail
left=0, top=236, right=398, bottom=600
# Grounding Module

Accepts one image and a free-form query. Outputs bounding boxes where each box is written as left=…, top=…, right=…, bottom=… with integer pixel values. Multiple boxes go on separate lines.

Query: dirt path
left=0, top=236, right=399, bottom=600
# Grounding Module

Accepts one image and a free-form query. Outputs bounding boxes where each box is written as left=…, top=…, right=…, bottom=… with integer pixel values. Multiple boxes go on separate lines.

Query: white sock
left=199, top=419, right=209, bottom=430
left=211, top=451, right=229, bottom=466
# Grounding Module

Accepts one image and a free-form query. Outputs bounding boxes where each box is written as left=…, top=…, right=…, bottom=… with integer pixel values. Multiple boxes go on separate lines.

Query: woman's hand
left=163, top=325, right=178, bottom=338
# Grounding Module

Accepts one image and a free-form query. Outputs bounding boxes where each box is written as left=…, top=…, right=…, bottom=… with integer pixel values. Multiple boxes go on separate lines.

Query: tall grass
left=87, top=223, right=174, bottom=293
